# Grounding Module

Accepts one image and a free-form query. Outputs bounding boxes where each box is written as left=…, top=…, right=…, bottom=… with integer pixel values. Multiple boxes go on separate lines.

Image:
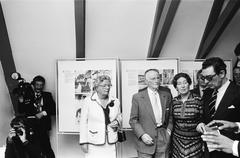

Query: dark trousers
left=38, top=132, right=55, bottom=158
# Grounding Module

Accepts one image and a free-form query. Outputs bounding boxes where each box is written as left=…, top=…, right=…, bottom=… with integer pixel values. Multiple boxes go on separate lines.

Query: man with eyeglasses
left=196, top=57, right=240, bottom=158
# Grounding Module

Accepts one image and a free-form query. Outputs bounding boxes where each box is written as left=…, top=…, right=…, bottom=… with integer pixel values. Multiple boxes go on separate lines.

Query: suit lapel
left=141, top=90, right=156, bottom=123
left=214, top=82, right=234, bottom=119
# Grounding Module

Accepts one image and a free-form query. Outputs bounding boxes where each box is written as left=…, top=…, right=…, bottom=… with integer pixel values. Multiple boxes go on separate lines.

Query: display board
left=57, top=59, right=118, bottom=133
left=121, top=58, right=179, bottom=129
left=180, top=59, right=232, bottom=89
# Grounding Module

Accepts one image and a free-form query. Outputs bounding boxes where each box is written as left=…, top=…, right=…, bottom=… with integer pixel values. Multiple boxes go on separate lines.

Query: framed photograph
left=57, top=59, right=118, bottom=133
left=120, top=58, right=179, bottom=129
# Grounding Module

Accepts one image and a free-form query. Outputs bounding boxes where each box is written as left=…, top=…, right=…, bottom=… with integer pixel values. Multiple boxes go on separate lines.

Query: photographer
left=5, top=116, right=42, bottom=158
left=11, top=72, right=35, bottom=116
left=12, top=74, right=55, bottom=158
left=30, top=75, right=56, bottom=158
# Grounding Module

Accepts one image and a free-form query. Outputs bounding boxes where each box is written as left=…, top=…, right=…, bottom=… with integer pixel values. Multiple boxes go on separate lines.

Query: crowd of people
left=78, top=56, right=240, bottom=158
left=5, top=55, right=240, bottom=158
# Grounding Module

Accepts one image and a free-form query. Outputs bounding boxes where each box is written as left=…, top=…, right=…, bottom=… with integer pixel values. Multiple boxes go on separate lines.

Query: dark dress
left=171, top=92, right=204, bottom=158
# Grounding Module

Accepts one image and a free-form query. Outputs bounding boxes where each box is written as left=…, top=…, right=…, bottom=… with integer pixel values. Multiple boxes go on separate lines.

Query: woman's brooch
left=108, top=100, right=115, bottom=107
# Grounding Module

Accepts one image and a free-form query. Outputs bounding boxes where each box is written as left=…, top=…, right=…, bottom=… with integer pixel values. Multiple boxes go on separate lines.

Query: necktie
left=209, top=90, right=218, bottom=119
left=35, top=93, right=42, bottom=112
left=152, top=92, right=162, bottom=124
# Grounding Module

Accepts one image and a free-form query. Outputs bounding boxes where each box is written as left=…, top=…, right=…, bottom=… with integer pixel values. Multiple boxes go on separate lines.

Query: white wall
left=1, top=0, right=76, bottom=156
left=0, top=63, right=14, bottom=146
left=85, top=0, right=157, bottom=59
left=207, top=9, right=240, bottom=67
left=160, top=0, right=214, bottom=59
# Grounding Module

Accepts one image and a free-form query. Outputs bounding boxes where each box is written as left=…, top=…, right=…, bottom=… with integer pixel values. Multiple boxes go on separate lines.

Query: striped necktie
left=209, top=90, right=218, bottom=119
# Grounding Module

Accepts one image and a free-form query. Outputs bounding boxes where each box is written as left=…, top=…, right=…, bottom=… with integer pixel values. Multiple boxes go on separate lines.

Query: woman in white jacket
left=79, top=75, right=122, bottom=158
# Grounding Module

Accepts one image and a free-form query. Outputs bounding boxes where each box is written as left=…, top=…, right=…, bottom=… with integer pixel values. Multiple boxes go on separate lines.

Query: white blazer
left=79, top=92, right=122, bottom=145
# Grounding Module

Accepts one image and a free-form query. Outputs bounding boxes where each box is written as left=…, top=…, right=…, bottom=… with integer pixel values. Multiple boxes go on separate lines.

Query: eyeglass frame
left=98, top=84, right=112, bottom=88
left=200, top=73, right=217, bottom=82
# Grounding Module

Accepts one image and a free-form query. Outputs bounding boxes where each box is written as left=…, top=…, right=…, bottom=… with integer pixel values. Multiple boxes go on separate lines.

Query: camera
left=11, top=123, right=24, bottom=136
left=12, top=72, right=35, bottom=104
left=10, top=116, right=34, bottom=138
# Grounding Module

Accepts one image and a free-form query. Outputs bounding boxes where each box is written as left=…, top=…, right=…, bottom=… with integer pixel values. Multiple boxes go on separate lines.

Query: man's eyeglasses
left=200, top=74, right=217, bottom=82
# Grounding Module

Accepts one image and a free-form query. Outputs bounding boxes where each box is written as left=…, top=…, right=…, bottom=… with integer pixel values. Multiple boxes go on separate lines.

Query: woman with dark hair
left=79, top=75, right=122, bottom=158
left=171, top=73, right=204, bottom=158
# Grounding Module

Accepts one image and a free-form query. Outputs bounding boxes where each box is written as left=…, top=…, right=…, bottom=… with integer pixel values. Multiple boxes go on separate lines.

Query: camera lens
left=16, top=129, right=23, bottom=136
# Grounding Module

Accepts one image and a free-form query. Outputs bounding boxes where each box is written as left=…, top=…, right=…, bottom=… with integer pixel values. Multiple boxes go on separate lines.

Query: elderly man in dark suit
left=196, top=57, right=240, bottom=158
left=129, top=69, right=173, bottom=158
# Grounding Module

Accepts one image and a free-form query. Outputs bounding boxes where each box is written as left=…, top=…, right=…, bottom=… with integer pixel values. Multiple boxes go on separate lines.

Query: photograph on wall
left=121, top=59, right=179, bottom=129
left=57, top=59, right=117, bottom=133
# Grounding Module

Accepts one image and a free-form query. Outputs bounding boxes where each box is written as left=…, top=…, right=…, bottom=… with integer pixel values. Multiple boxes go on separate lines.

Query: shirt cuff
left=236, top=122, right=240, bottom=133
left=42, top=111, right=47, bottom=116
left=232, top=141, right=239, bottom=157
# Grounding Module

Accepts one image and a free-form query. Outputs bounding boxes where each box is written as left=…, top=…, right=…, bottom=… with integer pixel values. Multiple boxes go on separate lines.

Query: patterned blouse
left=171, top=92, right=204, bottom=158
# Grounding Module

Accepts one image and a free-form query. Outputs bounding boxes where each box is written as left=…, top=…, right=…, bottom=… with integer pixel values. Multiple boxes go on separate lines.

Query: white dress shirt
left=215, top=80, right=230, bottom=110
left=147, top=88, right=162, bottom=126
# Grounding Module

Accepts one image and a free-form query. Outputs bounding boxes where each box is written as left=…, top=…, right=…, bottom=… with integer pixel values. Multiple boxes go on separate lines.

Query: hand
left=7, top=128, right=17, bottom=142
left=196, top=122, right=206, bottom=133
left=207, top=120, right=238, bottom=131
left=141, top=133, right=154, bottom=145
left=166, top=129, right=171, bottom=140
left=80, top=144, right=88, bottom=153
left=108, top=120, right=119, bottom=128
left=35, top=111, right=45, bottom=119
left=201, top=132, right=234, bottom=154
left=18, top=127, right=27, bottom=143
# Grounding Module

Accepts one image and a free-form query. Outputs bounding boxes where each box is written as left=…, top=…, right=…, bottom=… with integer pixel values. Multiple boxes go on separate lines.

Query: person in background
left=234, top=42, right=240, bottom=68
left=232, top=43, right=240, bottom=85
left=129, top=69, right=173, bottom=158
left=5, top=116, right=42, bottom=158
left=196, top=57, right=240, bottom=158
left=201, top=120, right=240, bottom=157
left=171, top=73, right=204, bottom=158
left=233, top=67, right=240, bottom=86
left=30, top=75, right=56, bottom=158
left=191, top=69, right=207, bottom=97
left=79, top=75, right=122, bottom=158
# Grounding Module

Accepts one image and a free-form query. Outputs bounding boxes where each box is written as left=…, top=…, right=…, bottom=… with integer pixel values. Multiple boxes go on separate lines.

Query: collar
left=217, top=79, right=230, bottom=93
left=147, top=87, right=158, bottom=95
left=91, top=92, right=115, bottom=104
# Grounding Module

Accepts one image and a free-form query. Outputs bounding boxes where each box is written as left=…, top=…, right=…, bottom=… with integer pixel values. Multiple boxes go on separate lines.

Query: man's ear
left=219, top=70, right=226, bottom=78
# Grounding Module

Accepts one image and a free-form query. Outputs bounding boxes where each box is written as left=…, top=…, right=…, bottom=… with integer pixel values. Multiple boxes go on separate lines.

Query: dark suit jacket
left=5, top=136, right=42, bottom=158
left=18, top=91, right=56, bottom=131
left=202, top=81, right=240, bottom=158
left=129, top=86, right=173, bottom=154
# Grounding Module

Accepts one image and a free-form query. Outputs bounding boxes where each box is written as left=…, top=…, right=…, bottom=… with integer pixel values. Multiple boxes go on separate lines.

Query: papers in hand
left=203, top=126, right=220, bottom=152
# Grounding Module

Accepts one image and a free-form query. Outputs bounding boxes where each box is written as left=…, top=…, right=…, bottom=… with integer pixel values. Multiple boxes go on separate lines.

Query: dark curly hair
left=172, top=73, right=192, bottom=88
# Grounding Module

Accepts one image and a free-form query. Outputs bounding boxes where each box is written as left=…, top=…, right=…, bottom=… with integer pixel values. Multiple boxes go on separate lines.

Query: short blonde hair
left=93, top=75, right=111, bottom=90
